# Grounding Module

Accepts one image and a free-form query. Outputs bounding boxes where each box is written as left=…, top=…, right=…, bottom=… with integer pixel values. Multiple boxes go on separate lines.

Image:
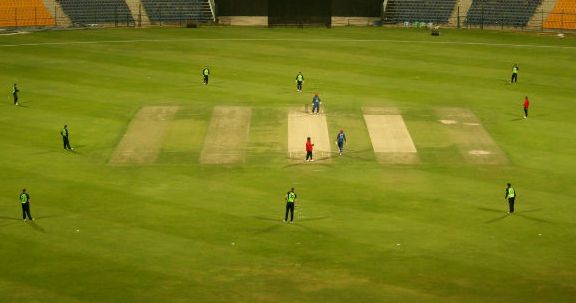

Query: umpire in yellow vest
left=505, top=183, right=516, bottom=214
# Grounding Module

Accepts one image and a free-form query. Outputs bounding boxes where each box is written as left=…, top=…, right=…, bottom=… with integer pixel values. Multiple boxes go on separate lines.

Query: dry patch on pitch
left=109, top=106, right=178, bottom=165
left=436, top=108, right=508, bottom=165
left=200, top=106, right=251, bottom=165
left=288, top=108, right=331, bottom=161
left=363, top=108, right=419, bottom=164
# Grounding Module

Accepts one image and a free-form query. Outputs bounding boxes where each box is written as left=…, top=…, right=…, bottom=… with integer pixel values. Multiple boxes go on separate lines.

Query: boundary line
left=1, top=37, right=575, bottom=50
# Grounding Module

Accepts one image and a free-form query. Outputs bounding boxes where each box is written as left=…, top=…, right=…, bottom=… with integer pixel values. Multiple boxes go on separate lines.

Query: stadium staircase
left=383, top=0, right=457, bottom=24
left=140, top=0, right=216, bottom=24
left=125, top=0, right=151, bottom=26
left=544, top=0, right=576, bottom=30
left=58, top=0, right=134, bottom=26
left=466, top=0, right=542, bottom=27
left=42, top=0, right=71, bottom=26
left=0, top=0, right=55, bottom=27
left=448, top=0, right=473, bottom=27
left=527, top=0, right=557, bottom=30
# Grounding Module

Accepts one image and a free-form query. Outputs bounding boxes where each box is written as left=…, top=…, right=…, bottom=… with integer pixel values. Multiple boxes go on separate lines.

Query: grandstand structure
left=466, top=0, right=542, bottom=28
left=0, top=0, right=574, bottom=32
left=382, top=0, right=457, bottom=24
left=544, top=0, right=576, bottom=30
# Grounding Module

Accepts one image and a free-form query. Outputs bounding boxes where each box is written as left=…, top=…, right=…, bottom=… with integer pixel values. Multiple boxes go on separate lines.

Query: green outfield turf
left=0, top=27, right=575, bottom=303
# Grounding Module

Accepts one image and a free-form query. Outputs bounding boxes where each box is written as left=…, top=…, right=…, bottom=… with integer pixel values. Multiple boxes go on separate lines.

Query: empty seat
left=59, top=0, right=134, bottom=25
left=141, top=0, right=214, bottom=23
left=466, top=0, right=541, bottom=27
left=0, top=0, right=54, bottom=27
left=383, top=0, right=457, bottom=24
left=544, top=0, right=576, bottom=30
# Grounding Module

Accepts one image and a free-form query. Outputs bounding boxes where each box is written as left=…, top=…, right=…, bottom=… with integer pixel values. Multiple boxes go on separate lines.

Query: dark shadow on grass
left=28, top=149, right=61, bottom=155
left=253, top=216, right=280, bottom=222
left=35, top=214, right=61, bottom=220
left=28, top=221, right=46, bottom=233
left=293, top=222, right=331, bottom=236
left=253, top=223, right=282, bottom=235
left=477, top=207, right=505, bottom=213
left=514, top=213, right=551, bottom=223
left=0, top=216, right=20, bottom=221
left=482, top=207, right=548, bottom=224
left=516, top=208, right=542, bottom=214
left=485, top=214, right=509, bottom=224
left=299, top=215, right=330, bottom=222
left=0, top=221, right=19, bottom=228
left=282, top=160, right=332, bottom=168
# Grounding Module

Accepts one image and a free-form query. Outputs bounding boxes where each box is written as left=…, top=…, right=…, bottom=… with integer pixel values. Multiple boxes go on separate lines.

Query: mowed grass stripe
left=159, top=107, right=209, bottom=164
left=436, top=107, right=508, bottom=165
left=200, top=106, right=252, bottom=165
left=363, top=107, right=419, bottom=164
left=109, top=106, right=178, bottom=165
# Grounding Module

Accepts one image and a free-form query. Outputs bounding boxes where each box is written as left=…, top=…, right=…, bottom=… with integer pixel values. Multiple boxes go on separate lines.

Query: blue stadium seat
left=140, top=0, right=214, bottom=23
left=383, top=0, right=457, bottom=24
left=59, top=0, right=134, bottom=25
left=466, top=0, right=541, bottom=27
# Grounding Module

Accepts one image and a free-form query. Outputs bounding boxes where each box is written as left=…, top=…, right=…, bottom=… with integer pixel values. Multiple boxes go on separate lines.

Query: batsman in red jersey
left=523, top=96, right=530, bottom=119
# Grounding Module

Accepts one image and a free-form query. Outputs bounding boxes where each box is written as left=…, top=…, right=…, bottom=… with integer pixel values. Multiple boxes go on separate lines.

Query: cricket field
left=0, top=27, right=575, bottom=302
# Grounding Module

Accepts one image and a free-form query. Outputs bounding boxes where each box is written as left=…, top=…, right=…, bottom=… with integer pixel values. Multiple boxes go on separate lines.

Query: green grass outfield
left=1, top=26, right=575, bottom=302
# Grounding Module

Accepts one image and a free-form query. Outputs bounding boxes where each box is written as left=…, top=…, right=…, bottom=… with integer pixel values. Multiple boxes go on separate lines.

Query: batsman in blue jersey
left=335, top=129, right=347, bottom=155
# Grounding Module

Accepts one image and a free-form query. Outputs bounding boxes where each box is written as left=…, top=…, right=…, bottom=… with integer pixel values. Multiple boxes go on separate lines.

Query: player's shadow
left=0, top=215, right=20, bottom=221
left=0, top=216, right=20, bottom=228
left=480, top=207, right=546, bottom=224
left=28, top=221, right=46, bottom=233
left=478, top=207, right=509, bottom=224
left=283, top=160, right=332, bottom=168
left=299, top=215, right=330, bottom=222
left=253, top=216, right=280, bottom=222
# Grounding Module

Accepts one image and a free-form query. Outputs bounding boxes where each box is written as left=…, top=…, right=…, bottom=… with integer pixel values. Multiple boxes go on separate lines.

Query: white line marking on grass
left=1, top=37, right=575, bottom=50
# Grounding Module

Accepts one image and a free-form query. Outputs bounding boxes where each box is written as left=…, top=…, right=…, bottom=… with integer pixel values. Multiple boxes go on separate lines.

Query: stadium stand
left=544, top=0, right=576, bottom=30
left=58, top=0, right=134, bottom=25
left=0, top=0, right=55, bottom=27
left=466, top=0, right=542, bottom=27
left=140, top=0, right=215, bottom=23
left=383, top=0, right=457, bottom=24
